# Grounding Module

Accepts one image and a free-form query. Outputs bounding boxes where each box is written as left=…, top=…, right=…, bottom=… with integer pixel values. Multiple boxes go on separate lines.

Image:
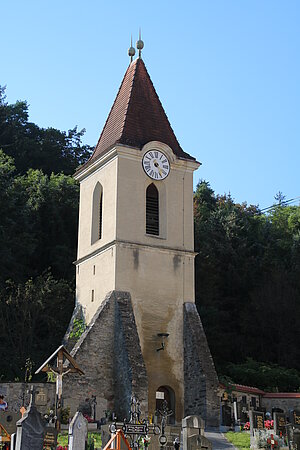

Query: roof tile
left=89, top=58, right=194, bottom=164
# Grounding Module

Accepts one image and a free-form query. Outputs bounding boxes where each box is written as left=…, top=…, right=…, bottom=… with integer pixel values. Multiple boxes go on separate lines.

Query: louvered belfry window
left=146, top=183, right=159, bottom=235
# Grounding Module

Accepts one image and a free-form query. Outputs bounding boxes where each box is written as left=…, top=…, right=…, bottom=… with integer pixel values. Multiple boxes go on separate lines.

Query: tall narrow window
left=146, top=183, right=159, bottom=235
left=91, top=182, right=103, bottom=244
left=98, top=192, right=103, bottom=239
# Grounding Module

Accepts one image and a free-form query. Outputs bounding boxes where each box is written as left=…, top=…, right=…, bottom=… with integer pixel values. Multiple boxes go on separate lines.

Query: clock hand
left=153, top=160, right=162, bottom=176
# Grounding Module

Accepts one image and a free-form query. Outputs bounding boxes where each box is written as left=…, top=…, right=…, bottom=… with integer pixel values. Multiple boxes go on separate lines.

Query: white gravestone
left=68, top=411, right=88, bottom=450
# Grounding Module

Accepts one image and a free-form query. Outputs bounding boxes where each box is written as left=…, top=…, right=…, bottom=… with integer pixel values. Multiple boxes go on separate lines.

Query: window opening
left=91, top=183, right=103, bottom=244
left=99, top=192, right=103, bottom=239
left=146, top=183, right=159, bottom=235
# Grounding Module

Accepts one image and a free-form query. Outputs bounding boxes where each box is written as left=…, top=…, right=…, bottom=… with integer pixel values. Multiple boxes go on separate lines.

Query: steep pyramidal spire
left=89, top=58, right=194, bottom=164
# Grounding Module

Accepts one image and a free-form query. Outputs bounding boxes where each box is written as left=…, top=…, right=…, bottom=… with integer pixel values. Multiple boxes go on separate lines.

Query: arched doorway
left=155, top=386, right=175, bottom=424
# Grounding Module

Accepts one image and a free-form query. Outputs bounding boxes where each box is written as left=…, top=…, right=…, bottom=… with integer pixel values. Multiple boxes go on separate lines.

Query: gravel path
left=204, top=430, right=238, bottom=450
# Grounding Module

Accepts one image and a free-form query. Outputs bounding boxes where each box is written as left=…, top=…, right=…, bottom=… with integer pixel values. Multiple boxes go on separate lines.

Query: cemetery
left=1, top=4, right=299, bottom=450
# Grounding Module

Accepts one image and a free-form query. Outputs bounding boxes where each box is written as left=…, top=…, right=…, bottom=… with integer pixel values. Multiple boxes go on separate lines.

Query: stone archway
left=155, top=386, right=175, bottom=424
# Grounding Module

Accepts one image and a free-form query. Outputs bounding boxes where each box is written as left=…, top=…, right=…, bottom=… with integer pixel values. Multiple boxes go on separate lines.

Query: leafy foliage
left=0, top=150, right=79, bottom=285
left=0, top=271, right=74, bottom=380
left=194, top=180, right=300, bottom=388
left=0, top=87, right=88, bottom=380
left=0, top=86, right=92, bottom=175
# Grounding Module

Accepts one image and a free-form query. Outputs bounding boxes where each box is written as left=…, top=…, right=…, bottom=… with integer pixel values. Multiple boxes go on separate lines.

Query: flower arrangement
left=84, top=414, right=94, bottom=423
left=264, top=419, right=274, bottom=430
left=243, top=419, right=274, bottom=431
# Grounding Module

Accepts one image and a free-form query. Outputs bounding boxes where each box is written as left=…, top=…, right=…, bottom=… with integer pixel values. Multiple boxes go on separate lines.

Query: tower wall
left=64, top=291, right=148, bottom=419
left=115, top=243, right=195, bottom=421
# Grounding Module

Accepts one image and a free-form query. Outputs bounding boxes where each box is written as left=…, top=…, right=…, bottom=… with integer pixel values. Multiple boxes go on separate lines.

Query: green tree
left=0, top=271, right=74, bottom=380
left=194, top=180, right=300, bottom=383
left=0, top=85, right=92, bottom=175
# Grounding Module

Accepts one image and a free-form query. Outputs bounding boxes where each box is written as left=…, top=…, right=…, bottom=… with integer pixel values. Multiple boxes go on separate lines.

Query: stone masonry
left=63, top=291, right=148, bottom=420
left=113, top=292, right=148, bottom=419
left=183, top=302, right=220, bottom=427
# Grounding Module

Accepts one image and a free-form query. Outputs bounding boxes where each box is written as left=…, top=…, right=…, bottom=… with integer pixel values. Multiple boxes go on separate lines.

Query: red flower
left=243, top=422, right=250, bottom=430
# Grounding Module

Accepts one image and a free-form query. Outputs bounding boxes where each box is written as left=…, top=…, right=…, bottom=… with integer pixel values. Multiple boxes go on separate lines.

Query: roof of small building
left=220, top=383, right=300, bottom=398
left=220, top=383, right=265, bottom=395
left=234, top=384, right=266, bottom=395
left=81, top=58, right=195, bottom=171
left=263, top=393, right=300, bottom=398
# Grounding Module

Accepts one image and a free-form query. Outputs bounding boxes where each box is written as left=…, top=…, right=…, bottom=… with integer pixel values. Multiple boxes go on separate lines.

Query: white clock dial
left=142, top=150, right=170, bottom=180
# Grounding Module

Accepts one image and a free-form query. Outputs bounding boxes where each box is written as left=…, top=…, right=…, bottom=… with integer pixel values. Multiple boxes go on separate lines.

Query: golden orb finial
left=136, top=28, right=144, bottom=58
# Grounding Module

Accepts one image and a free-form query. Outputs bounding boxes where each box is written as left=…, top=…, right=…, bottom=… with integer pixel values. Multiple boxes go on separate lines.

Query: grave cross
left=35, top=345, right=84, bottom=431
left=155, top=400, right=173, bottom=447
left=109, top=396, right=160, bottom=450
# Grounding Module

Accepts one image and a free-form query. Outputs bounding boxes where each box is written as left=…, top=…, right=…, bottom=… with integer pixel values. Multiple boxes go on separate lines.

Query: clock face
left=142, top=150, right=170, bottom=180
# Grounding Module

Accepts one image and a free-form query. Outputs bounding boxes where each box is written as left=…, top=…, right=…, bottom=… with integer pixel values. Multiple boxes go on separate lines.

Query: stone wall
left=262, top=397, right=300, bottom=414
left=63, top=291, right=147, bottom=420
left=0, top=382, right=55, bottom=414
left=114, top=292, right=148, bottom=420
left=183, top=302, right=220, bottom=427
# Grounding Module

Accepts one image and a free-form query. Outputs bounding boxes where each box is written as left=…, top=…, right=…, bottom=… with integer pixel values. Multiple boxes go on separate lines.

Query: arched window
left=146, top=183, right=159, bottom=236
left=91, top=182, right=103, bottom=244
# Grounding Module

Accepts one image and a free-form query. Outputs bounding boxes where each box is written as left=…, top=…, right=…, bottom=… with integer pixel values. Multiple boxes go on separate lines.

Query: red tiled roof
left=233, top=384, right=265, bottom=395
left=220, top=383, right=265, bottom=395
left=263, top=393, right=300, bottom=398
left=88, top=58, right=194, bottom=165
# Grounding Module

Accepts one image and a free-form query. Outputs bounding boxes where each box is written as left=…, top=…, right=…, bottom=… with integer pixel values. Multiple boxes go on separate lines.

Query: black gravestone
left=292, top=410, right=300, bottom=427
left=274, top=412, right=286, bottom=436
left=253, top=411, right=264, bottom=430
left=15, top=405, right=46, bottom=450
left=43, top=427, right=58, bottom=450
left=221, top=405, right=232, bottom=426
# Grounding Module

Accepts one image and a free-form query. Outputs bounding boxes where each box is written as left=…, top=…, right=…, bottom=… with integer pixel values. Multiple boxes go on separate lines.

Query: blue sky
left=2, top=0, right=300, bottom=208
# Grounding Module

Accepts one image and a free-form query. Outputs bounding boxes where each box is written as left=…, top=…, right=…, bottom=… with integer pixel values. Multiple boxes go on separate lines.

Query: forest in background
left=0, top=87, right=300, bottom=391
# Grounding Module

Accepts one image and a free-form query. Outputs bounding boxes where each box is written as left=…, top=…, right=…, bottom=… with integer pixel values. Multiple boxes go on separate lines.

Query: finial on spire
left=136, top=28, right=144, bottom=58
left=128, top=35, right=136, bottom=63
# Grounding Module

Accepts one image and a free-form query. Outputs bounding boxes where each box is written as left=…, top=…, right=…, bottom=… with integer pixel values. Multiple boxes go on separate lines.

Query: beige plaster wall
left=76, top=245, right=116, bottom=324
left=115, top=243, right=195, bottom=421
left=116, top=152, right=195, bottom=251
left=77, top=157, right=118, bottom=260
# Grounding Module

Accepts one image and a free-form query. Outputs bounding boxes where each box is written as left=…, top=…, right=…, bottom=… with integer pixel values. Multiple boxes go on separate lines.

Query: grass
left=225, top=431, right=250, bottom=449
left=58, top=432, right=102, bottom=447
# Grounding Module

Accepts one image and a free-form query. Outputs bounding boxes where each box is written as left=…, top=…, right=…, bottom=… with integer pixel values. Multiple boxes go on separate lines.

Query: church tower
left=65, top=44, right=219, bottom=428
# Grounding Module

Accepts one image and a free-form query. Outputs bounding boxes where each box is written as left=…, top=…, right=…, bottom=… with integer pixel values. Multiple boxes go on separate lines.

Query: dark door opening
left=155, top=386, right=175, bottom=425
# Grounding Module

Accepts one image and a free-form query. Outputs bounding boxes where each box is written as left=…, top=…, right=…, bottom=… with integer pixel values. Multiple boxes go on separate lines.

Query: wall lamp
left=156, top=333, right=169, bottom=352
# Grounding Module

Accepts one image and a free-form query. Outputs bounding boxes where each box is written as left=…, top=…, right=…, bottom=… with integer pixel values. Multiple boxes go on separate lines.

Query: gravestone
left=292, top=410, right=300, bottom=427
left=286, top=410, right=300, bottom=449
left=68, top=411, right=88, bottom=450
left=182, top=416, right=212, bottom=450
left=221, top=405, right=232, bottom=426
left=249, top=410, right=264, bottom=449
left=273, top=412, right=286, bottom=437
left=11, top=433, right=16, bottom=450
left=0, top=411, right=21, bottom=436
left=35, top=388, right=48, bottom=407
left=43, top=426, right=58, bottom=450
left=15, top=404, right=45, bottom=450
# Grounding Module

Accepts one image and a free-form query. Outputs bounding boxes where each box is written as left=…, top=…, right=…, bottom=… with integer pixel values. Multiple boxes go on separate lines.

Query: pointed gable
left=89, top=58, right=194, bottom=164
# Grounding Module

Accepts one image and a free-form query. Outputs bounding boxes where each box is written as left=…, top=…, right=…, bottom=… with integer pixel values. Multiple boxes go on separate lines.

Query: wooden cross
left=35, top=345, right=84, bottom=431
